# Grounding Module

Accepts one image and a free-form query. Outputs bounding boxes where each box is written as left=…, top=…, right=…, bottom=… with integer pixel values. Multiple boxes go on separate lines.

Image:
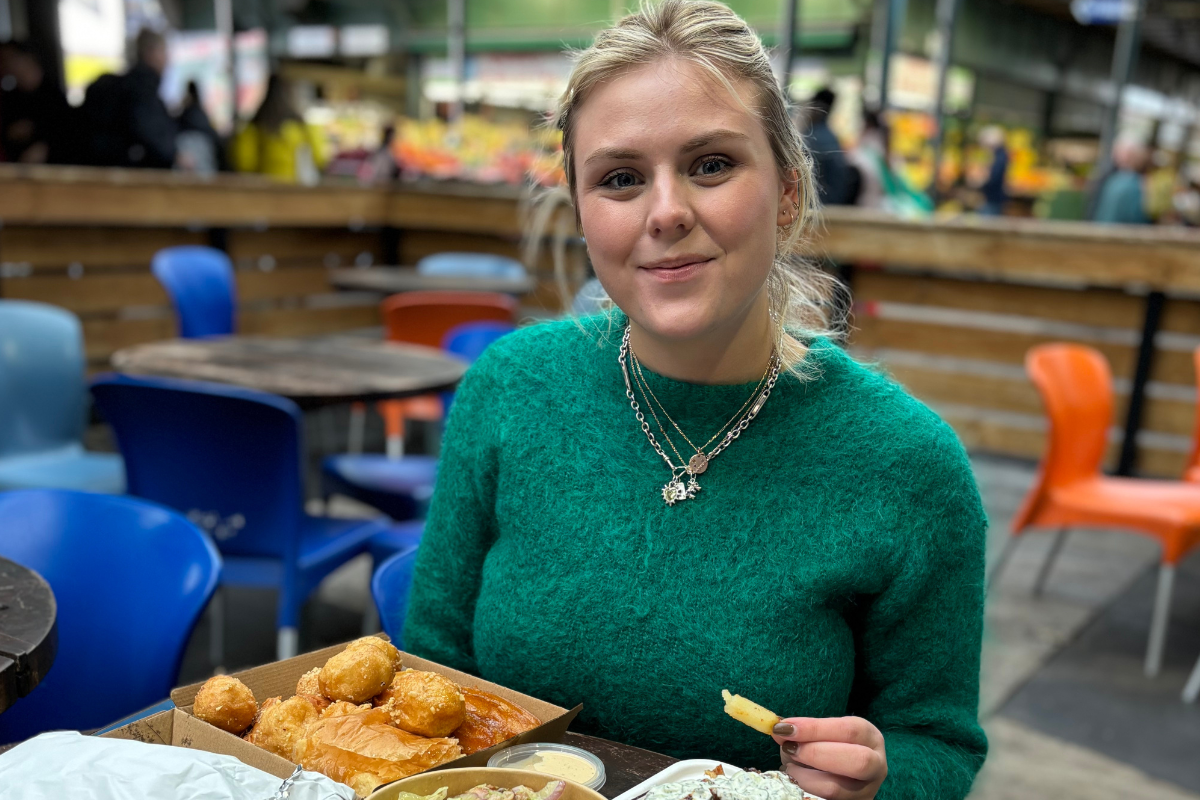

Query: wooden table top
left=0, top=558, right=58, bottom=715
left=329, top=266, right=537, bottom=296
left=111, top=336, right=468, bottom=409
left=564, top=732, right=677, bottom=798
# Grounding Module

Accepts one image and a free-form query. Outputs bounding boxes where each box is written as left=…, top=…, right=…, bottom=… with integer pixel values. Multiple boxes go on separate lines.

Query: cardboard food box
left=162, top=639, right=581, bottom=792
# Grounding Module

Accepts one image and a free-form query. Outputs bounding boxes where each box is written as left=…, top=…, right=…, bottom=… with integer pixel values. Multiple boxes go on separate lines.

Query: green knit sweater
left=405, top=315, right=988, bottom=799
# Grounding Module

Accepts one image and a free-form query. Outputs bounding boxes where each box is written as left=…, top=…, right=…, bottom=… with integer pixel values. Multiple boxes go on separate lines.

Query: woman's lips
left=641, top=258, right=713, bottom=283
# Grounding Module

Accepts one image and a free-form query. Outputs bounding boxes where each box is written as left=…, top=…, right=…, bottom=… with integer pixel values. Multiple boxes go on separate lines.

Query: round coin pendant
left=688, top=453, right=709, bottom=475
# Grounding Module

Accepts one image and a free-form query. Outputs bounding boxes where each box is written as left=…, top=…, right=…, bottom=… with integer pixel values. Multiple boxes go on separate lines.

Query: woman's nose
left=645, top=174, right=694, bottom=237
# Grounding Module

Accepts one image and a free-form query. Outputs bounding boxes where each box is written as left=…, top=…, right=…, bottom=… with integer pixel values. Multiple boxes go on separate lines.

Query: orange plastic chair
left=1179, top=346, right=1200, bottom=702
left=991, top=343, right=1200, bottom=678
left=376, top=291, right=518, bottom=455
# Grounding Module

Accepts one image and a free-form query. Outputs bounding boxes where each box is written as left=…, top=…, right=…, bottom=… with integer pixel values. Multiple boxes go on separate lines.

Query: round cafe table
left=110, top=336, right=467, bottom=409
left=0, top=558, right=58, bottom=715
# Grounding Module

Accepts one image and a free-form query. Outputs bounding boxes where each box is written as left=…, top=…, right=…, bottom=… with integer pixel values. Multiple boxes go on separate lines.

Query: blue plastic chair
left=320, top=321, right=514, bottom=558
left=370, top=543, right=422, bottom=649
left=90, top=373, right=388, bottom=660
left=151, top=246, right=237, bottom=338
left=0, top=300, right=125, bottom=493
left=416, top=252, right=528, bottom=282
left=0, top=489, right=220, bottom=744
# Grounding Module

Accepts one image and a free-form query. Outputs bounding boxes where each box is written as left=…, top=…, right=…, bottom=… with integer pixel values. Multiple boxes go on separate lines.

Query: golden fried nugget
left=346, top=636, right=402, bottom=671
left=452, top=686, right=542, bottom=754
left=193, top=675, right=259, bottom=735
left=376, top=669, right=466, bottom=737
left=321, top=700, right=371, bottom=719
left=319, top=645, right=395, bottom=704
left=721, top=689, right=780, bottom=735
left=296, top=667, right=322, bottom=698
left=245, top=694, right=325, bottom=760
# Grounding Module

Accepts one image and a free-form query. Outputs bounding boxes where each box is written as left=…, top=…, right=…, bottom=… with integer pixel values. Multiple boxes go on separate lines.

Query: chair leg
left=1145, top=563, right=1176, bottom=678
left=1032, top=528, right=1069, bottom=598
left=986, top=534, right=1021, bottom=592
left=348, top=405, right=366, bottom=454
left=208, top=588, right=225, bottom=672
left=277, top=626, right=300, bottom=661
left=1183, top=650, right=1200, bottom=703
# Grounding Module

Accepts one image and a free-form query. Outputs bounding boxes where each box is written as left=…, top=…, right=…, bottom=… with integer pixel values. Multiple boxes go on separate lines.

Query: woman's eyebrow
left=680, top=129, right=750, bottom=153
left=583, top=147, right=643, bottom=167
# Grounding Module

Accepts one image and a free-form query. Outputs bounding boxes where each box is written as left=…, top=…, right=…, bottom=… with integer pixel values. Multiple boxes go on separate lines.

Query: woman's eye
left=600, top=171, right=638, bottom=189
left=695, top=157, right=731, bottom=177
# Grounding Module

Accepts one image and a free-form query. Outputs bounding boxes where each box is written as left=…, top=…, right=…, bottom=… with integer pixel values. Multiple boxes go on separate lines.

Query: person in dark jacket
left=0, top=40, right=78, bottom=164
left=977, top=126, right=1009, bottom=216
left=802, top=87, right=852, bottom=206
left=82, top=28, right=178, bottom=168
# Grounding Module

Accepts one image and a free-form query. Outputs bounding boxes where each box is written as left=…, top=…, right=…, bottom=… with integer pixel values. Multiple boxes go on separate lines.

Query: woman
left=232, top=75, right=326, bottom=184
left=404, top=3, right=987, bottom=799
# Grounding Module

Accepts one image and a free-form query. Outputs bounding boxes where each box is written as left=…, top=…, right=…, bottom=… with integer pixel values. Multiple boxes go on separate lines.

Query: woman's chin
left=628, top=305, right=723, bottom=343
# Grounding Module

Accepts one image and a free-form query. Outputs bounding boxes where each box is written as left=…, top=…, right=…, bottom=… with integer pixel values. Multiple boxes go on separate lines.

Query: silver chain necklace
left=618, top=325, right=782, bottom=506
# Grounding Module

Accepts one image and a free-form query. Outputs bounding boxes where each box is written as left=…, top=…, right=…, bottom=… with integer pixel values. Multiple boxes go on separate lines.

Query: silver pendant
left=688, top=453, right=709, bottom=475
left=662, top=475, right=700, bottom=506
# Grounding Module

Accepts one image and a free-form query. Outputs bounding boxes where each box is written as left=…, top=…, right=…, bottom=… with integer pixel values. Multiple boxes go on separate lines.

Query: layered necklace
left=618, top=325, right=782, bottom=506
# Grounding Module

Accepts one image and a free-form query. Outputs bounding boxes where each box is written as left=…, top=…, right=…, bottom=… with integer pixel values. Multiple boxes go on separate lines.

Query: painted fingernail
left=782, top=741, right=798, bottom=755
left=773, top=723, right=795, bottom=736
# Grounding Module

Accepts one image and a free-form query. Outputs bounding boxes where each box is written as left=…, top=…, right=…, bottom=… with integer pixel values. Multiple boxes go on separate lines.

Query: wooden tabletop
left=329, top=267, right=536, bottom=296
left=0, top=558, right=58, bottom=715
left=564, top=732, right=677, bottom=798
left=111, top=336, right=468, bottom=409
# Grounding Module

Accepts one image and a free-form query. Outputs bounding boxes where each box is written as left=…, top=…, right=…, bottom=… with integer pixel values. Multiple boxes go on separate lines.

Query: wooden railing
left=4, top=165, right=1200, bottom=477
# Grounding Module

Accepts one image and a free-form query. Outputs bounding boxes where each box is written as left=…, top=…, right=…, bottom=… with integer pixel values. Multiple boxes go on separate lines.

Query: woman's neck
left=626, top=295, right=774, bottom=385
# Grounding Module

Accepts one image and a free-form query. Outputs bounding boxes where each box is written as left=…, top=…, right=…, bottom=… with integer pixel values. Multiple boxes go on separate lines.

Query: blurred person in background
left=176, top=80, right=222, bottom=175
left=1092, top=138, right=1149, bottom=225
left=0, top=40, right=77, bottom=164
left=232, top=75, right=327, bottom=184
left=975, top=126, right=1008, bottom=216
left=803, top=87, right=851, bottom=206
left=81, top=28, right=178, bottom=169
left=847, top=109, right=888, bottom=210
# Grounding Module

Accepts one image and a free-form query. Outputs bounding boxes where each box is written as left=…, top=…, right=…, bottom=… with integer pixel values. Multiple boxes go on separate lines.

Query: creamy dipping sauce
left=505, top=752, right=599, bottom=784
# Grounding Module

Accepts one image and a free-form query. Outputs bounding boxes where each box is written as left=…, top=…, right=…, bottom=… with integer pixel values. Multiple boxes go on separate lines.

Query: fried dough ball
left=245, top=694, right=325, bottom=760
left=193, top=675, right=259, bottom=735
left=321, top=700, right=371, bottom=719
left=319, top=645, right=395, bottom=704
left=346, top=636, right=402, bottom=671
left=376, top=669, right=466, bottom=737
left=453, top=687, right=542, bottom=754
left=296, top=667, right=323, bottom=698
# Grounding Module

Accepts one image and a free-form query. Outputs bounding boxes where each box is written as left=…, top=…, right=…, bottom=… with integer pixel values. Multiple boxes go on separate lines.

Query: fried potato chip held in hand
left=377, top=669, right=466, bottom=737
left=319, top=644, right=395, bottom=703
left=722, top=689, right=780, bottom=735
left=194, top=675, right=259, bottom=735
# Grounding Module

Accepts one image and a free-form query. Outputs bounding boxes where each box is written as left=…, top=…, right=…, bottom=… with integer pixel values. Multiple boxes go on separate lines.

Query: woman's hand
left=771, top=717, right=887, bottom=800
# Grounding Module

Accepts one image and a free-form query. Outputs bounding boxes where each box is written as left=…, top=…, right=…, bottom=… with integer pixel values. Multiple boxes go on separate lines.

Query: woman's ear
left=777, top=169, right=801, bottom=226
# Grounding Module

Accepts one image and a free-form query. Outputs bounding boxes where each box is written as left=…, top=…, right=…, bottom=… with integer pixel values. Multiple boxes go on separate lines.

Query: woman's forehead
left=574, top=59, right=765, bottom=153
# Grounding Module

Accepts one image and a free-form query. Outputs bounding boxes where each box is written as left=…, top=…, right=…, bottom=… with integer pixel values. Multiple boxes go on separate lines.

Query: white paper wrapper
left=0, top=731, right=359, bottom=800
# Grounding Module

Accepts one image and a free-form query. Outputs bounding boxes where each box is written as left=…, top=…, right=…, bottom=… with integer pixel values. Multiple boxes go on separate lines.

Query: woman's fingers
left=781, top=762, right=870, bottom=800
left=781, top=741, right=884, bottom=782
left=772, top=716, right=884, bottom=750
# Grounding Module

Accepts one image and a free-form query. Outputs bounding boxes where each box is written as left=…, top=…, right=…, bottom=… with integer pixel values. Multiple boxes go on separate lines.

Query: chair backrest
left=151, top=246, right=237, bottom=338
left=1026, top=343, right=1112, bottom=488
left=370, top=544, right=420, bottom=649
left=90, top=373, right=305, bottom=561
left=416, top=252, right=527, bottom=280
left=441, top=320, right=516, bottom=363
left=0, top=489, right=220, bottom=743
left=0, top=300, right=88, bottom=457
left=381, top=291, right=517, bottom=348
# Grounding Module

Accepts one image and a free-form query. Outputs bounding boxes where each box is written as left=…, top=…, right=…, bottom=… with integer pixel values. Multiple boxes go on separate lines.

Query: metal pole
left=0, top=0, right=12, bottom=42
left=214, top=0, right=236, bottom=128
left=447, top=0, right=466, bottom=124
left=928, top=0, right=961, bottom=203
left=868, top=0, right=908, bottom=112
left=779, top=0, right=799, bottom=98
left=1095, top=0, right=1147, bottom=181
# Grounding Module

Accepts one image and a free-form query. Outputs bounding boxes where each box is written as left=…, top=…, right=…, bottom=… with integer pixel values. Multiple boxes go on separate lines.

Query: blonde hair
left=553, top=0, right=845, bottom=376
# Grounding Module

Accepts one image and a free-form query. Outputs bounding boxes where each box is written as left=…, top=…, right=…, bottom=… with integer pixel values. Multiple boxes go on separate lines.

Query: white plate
left=610, top=761, right=823, bottom=800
